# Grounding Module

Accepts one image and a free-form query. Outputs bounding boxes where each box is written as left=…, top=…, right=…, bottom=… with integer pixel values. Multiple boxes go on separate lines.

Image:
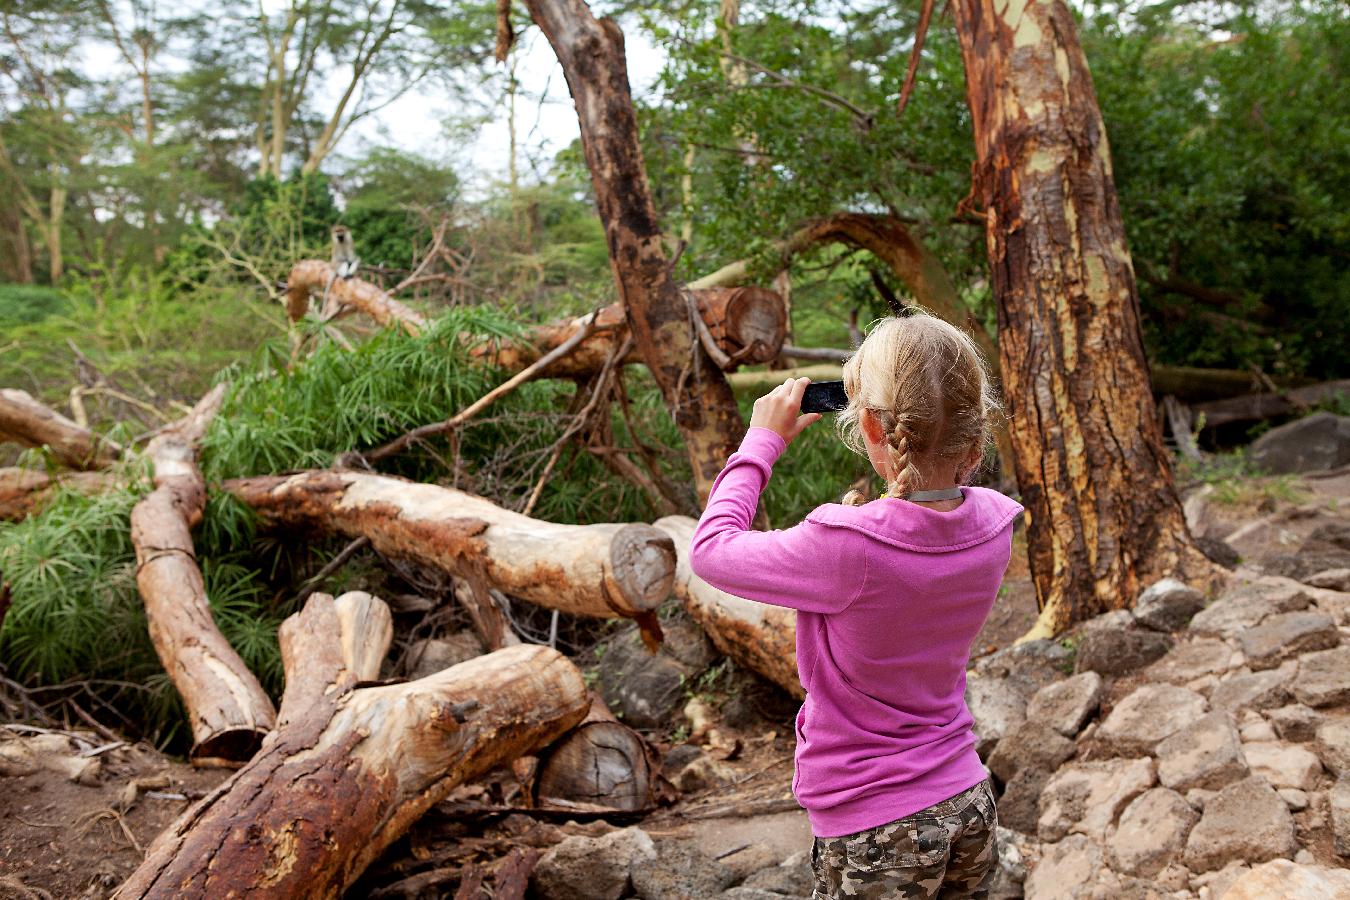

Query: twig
left=363, top=308, right=607, bottom=463
left=895, top=0, right=935, bottom=119
left=293, top=536, right=371, bottom=605
left=64, top=697, right=122, bottom=743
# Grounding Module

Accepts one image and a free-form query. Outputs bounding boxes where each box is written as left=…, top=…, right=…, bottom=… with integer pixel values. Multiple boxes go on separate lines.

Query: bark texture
left=130, top=386, right=277, bottom=765
left=654, top=516, right=801, bottom=698
left=534, top=692, right=659, bottom=813
left=225, top=470, right=676, bottom=621
left=950, top=0, right=1214, bottom=635
left=0, top=467, right=118, bottom=521
left=285, top=259, right=427, bottom=335
left=116, top=591, right=589, bottom=899
left=521, top=0, right=746, bottom=503
left=0, top=388, right=121, bottom=470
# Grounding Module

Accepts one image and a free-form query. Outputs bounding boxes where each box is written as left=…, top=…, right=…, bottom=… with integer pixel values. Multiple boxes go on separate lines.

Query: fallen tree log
left=115, top=591, right=590, bottom=899
left=131, top=386, right=277, bottom=766
left=225, top=470, right=676, bottom=623
left=0, top=388, right=121, bottom=470
left=0, top=467, right=119, bottom=521
left=285, top=259, right=428, bottom=335
left=654, top=516, right=801, bottom=699
left=1192, top=379, right=1350, bottom=429
left=534, top=692, right=659, bottom=813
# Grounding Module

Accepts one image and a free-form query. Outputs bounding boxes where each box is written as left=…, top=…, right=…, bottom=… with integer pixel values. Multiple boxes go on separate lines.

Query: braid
left=886, top=419, right=922, bottom=497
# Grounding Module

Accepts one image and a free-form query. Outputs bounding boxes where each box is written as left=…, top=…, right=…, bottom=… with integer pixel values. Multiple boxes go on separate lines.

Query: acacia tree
left=949, top=0, right=1216, bottom=634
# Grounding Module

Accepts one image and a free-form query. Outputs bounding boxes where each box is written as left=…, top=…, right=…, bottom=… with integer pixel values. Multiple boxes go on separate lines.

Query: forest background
left=0, top=0, right=1347, bottom=750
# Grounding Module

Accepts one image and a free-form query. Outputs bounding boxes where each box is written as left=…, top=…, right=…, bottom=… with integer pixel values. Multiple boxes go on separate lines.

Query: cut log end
left=609, top=525, right=677, bottom=613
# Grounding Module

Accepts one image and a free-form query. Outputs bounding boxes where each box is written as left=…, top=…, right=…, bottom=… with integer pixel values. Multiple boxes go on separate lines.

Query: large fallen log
left=284, top=259, right=428, bottom=335
left=0, top=388, right=121, bottom=469
left=1192, top=379, right=1350, bottom=429
left=0, top=467, right=119, bottom=521
left=131, top=386, right=277, bottom=766
left=473, top=288, right=786, bottom=378
left=116, top=591, right=590, bottom=899
left=654, top=516, right=801, bottom=699
left=225, top=470, right=676, bottom=623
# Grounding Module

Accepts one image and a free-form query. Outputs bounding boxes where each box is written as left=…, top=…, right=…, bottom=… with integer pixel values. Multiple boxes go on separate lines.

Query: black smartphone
left=801, top=380, right=849, bottom=413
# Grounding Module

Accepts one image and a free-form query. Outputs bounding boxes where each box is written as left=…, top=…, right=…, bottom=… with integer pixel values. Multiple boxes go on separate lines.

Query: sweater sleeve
left=690, top=427, right=865, bottom=615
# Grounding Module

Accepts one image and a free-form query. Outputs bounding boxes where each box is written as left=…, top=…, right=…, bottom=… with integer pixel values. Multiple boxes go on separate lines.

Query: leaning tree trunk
left=284, top=259, right=427, bottom=334
left=0, top=388, right=121, bottom=470
left=116, top=591, right=589, bottom=899
left=518, top=0, right=746, bottom=503
left=950, top=0, right=1215, bottom=636
left=225, top=470, right=675, bottom=624
left=131, top=386, right=277, bottom=765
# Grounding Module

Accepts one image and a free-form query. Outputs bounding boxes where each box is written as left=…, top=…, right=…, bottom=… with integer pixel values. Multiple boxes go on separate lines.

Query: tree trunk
left=950, top=0, right=1215, bottom=636
left=533, top=692, right=659, bottom=813
left=0, top=467, right=118, bottom=521
left=520, top=0, right=746, bottom=504
left=224, top=470, right=676, bottom=622
left=1192, top=379, right=1350, bottom=430
left=131, top=386, right=277, bottom=765
left=285, top=259, right=427, bottom=334
left=115, top=591, right=589, bottom=899
left=654, top=516, right=802, bottom=698
left=0, top=388, right=122, bottom=470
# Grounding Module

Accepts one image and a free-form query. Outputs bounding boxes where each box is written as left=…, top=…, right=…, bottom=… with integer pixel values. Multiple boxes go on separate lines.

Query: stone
left=1145, top=639, right=1235, bottom=685
left=1107, top=787, right=1199, bottom=877
left=1023, top=834, right=1100, bottom=900
left=1316, top=715, right=1350, bottom=776
left=1183, top=776, right=1297, bottom=873
left=1278, top=787, right=1309, bottom=811
left=1191, top=861, right=1249, bottom=898
left=1026, top=671, right=1102, bottom=737
left=987, top=721, right=1076, bottom=784
left=1237, top=611, right=1340, bottom=670
left=1096, top=684, right=1207, bottom=756
left=407, top=631, right=485, bottom=678
left=1333, top=775, right=1350, bottom=857
left=1186, top=788, right=1217, bottom=811
left=972, top=640, right=1073, bottom=695
left=673, top=755, right=738, bottom=793
left=1079, top=608, right=1137, bottom=632
left=997, top=766, right=1050, bottom=834
left=1222, top=858, right=1350, bottom=899
left=662, top=742, right=703, bottom=775
left=715, top=845, right=781, bottom=882
left=1134, top=578, right=1207, bottom=632
left=740, top=857, right=813, bottom=896
left=631, top=838, right=735, bottom=900
left=1242, top=741, right=1323, bottom=791
left=1189, top=580, right=1312, bottom=638
left=1210, top=662, right=1296, bottom=713
left=532, top=827, right=657, bottom=900
left=1197, top=536, right=1242, bottom=569
left=1291, top=645, right=1350, bottom=707
left=597, top=626, right=696, bottom=729
left=1156, top=712, right=1248, bottom=792
left=1038, top=757, right=1156, bottom=843
left=1248, top=412, right=1350, bottom=474
left=965, top=673, right=1029, bottom=759
left=1307, top=567, right=1350, bottom=591
left=1239, top=719, right=1276, bottom=742
left=1073, top=628, right=1173, bottom=677
left=720, top=889, right=787, bottom=900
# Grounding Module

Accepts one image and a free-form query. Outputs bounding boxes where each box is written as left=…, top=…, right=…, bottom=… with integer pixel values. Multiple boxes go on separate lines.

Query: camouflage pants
left=809, top=779, right=998, bottom=899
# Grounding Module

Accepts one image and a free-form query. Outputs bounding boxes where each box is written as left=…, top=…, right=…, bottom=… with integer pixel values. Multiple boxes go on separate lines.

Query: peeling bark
left=654, top=516, right=801, bottom=698
left=950, top=0, right=1216, bottom=635
left=0, top=388, right=121, bottom=470
left=225, top=470, right=676, bottom=621
left=521, top=0, right=745, bottom=503
left=115, top=591, right=589, bottom=899
left=131, top=386, right=277, bottom=765
left=285, top=259, right=427, bottom=335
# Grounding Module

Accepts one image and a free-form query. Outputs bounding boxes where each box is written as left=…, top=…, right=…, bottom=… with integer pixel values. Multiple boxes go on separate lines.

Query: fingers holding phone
left=750, top=377, right=822, bottom=445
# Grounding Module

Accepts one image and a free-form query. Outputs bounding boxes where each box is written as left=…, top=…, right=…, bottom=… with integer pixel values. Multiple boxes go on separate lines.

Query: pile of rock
left=971, top=571, right=1350, bottom=899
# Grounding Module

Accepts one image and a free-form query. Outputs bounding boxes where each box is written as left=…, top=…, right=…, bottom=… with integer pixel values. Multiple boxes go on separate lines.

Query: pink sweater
left=690, top=427, right=1023, bottom=837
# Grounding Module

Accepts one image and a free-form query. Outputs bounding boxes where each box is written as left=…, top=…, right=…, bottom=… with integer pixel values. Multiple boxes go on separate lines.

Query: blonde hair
left=838, top=312, right=1001, bottom=503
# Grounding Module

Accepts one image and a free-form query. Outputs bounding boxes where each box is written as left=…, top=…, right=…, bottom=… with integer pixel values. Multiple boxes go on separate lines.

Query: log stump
left=534, top=693, right=659, bottom=813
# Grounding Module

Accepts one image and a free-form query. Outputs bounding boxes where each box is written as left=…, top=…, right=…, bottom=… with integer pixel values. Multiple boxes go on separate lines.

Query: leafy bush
left=0, top=283, right=69, bottom=325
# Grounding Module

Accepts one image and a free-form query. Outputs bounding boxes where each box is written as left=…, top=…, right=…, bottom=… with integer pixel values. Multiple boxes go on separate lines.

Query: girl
left=690, top=313, right=1021, bottom=900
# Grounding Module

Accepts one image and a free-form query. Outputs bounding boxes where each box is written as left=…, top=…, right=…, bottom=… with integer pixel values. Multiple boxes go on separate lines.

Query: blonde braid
left=886, top=419, right=923, bottom=497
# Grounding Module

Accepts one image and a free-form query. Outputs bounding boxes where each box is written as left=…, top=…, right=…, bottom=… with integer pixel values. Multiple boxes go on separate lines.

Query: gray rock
left=1243, top=741, right=1323, bottom=791
left=631, top=839, right=735, bottom=900
left=597, top=626, right=695, bottom=729
left=1248, top=412, right=1350, bottom=474
left=1073, top=628, right=1173, bottom=677
left=1156, top=712, right=1248, bottom=792
left=1240, top=719, right=1277, bottom=742
left=1026, top=671, right=1102, bottom=737
left=673, top=755, right=738, bottom=793
left=1108, top=787, right=1199, bottom=877
left=1279, top=787, right=1309, bottom=810
left=1222, top=858, right=1350, bottom=899
left=966, top=673, right=1029, bottom=760
left=987, top=720, right=1076, bottom=784
left=1197, top=536, right=1242, bottom=569
left=1080, top=608, right=1137, bottom=632
left=1189, top=580, right=1312, bottom=638
left=720, top=889, right=792, bottom=900
left=715, top=845, right=781, bottom=882
left=1267, top=704, right=1322, bottom=743
left=1291, top=645, right=1350, bottom=708
left=662, top=742, right=703, bottom=775
left=972, top=640, right=1073, bottom=694
left=1096, top=684, right=1208, bottom=756
left=1183, top=776, right=1297, bottom=873
left=740, top=857, right=813, bottom=896
left=1144, top=638, right=1235, bottom=685
left=1307, top=567, right=1350, bottom=591
left=1237, top=611, right=1340, bottom=671
left=1023, top=834, right=1100, bottom=900
left=407, top=632, right=485, bottom=678
left=1314, top=715, right=1350, bottom=776
left=532, top=827, right=656, bottom=900
left=1210, top=662, right=1297, bottom=713
left=1038, top=757, right=1156, bottom=843
left=997, top=765, right=1050, bottom=834
left=1332, top=775, right=1350, bottom=858
left=1134, top=579, right=1207, bottom=632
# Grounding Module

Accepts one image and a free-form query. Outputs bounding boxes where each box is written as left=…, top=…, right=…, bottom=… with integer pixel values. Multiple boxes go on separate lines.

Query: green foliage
left=339, top=149, right=460, bottom=271
left=0, top=283, right=69, bottom=325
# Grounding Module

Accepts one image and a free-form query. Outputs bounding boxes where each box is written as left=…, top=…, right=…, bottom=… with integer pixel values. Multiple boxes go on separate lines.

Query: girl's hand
left=749, top=377, right=822, bottom=445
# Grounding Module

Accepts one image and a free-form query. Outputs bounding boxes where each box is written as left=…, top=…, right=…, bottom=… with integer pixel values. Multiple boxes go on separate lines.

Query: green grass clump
left=0, top=283, right=70, bottom=326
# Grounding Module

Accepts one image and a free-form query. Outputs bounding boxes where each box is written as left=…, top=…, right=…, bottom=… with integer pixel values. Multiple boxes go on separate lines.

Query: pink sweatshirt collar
left=806, top=487, right=1023, bottom=553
